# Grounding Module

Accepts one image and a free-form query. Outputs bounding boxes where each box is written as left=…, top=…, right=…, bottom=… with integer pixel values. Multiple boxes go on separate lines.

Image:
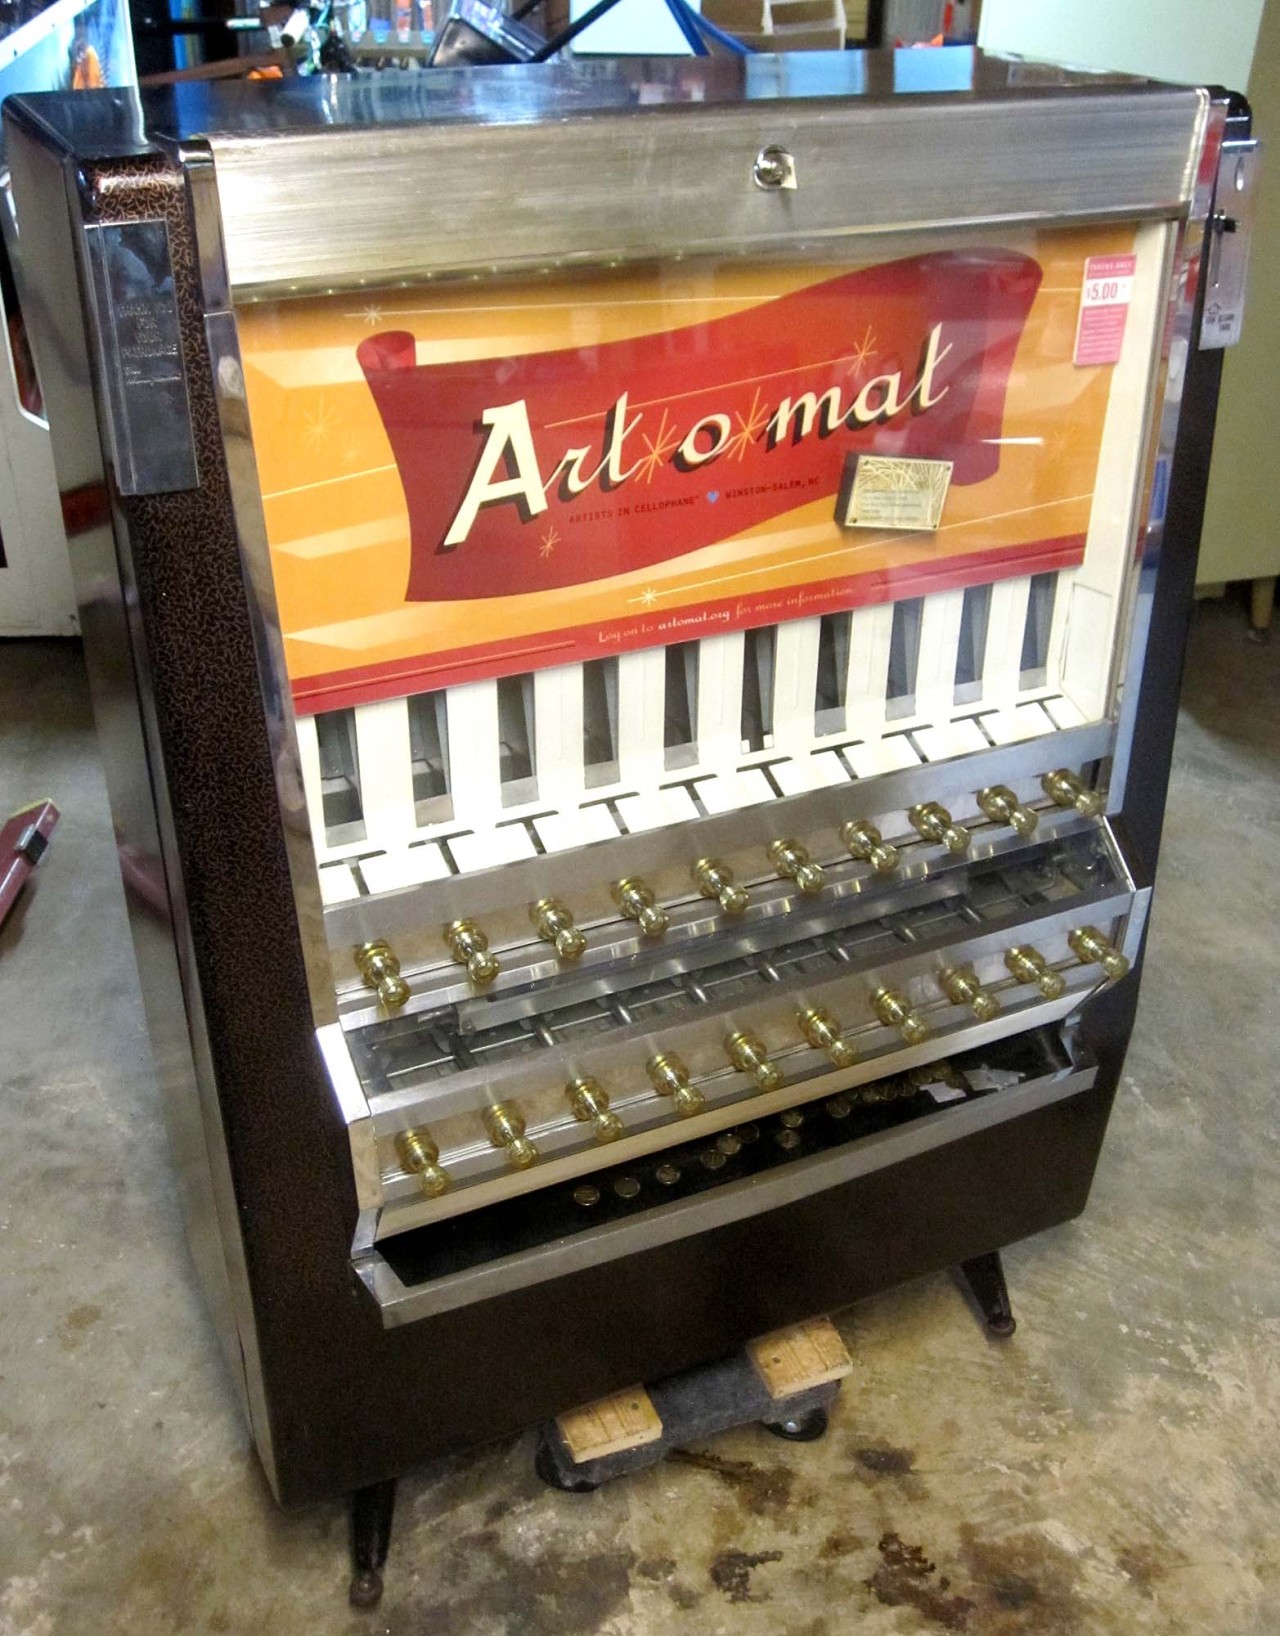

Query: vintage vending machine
left=5, top=50, right=1256, bottom=1592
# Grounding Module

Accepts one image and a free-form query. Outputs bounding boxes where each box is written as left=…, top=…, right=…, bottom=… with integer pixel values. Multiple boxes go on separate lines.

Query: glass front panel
left=237, top=222, right=1168, bottom=895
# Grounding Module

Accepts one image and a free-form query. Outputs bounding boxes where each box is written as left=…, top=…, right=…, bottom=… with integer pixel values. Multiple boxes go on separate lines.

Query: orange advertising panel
left=236, top=226, right=1134, bottom=715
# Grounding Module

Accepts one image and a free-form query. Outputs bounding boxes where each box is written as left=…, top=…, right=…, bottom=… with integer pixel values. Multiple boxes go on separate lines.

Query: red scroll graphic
left=357, top=250, right=1041, bottom=604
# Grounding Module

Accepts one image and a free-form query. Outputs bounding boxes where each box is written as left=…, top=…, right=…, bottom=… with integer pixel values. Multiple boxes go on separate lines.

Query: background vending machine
left=5, top=50, right=1255, bottom=1582
left=0, top=0, right=135, bottom=634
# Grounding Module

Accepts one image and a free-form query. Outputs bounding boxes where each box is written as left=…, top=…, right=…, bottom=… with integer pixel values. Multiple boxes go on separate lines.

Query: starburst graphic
left=301, top=396, right=337, bottom=455
left=638, top=586, right=659, bottom=608
left=359, top=304, right=385, bottom=327
left=726, top=388, right=770, bottom=462
left=637, top=407, right=680, bottom=483
left=1045, top=425, right=1081, bottom=464
left=846, top=325, right=879, bottom=379
left=539, top=525, right=560, bottom=560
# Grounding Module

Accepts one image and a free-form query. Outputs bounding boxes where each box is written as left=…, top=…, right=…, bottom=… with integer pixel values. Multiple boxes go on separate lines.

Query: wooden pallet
left=554, top=1317, right=850, bottom=1463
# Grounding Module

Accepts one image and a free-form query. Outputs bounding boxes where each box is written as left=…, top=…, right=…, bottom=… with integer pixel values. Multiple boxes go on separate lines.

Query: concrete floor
left=1, top=596, right=1277, bottom=1635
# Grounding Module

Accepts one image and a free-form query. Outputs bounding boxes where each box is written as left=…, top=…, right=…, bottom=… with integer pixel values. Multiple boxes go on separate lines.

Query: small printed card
left=837, top=454, right=953, bottom=532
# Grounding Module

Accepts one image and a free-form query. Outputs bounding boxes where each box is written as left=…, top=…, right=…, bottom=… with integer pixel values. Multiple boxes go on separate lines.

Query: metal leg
left=348, top=1479, right=397, bottom=1609
left=957, top=1251, right=1017, bottom=1338
left=1248, top=575, right=1275, bottom=644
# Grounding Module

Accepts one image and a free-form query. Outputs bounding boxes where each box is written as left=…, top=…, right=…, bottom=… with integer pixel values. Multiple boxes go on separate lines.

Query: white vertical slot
left=616, top=647, right=667, bottom=788
left=444, top=679, right=502, bottom=824
left=353, top=696, right=418, bottom=851
left=982, top=576, right=1032, bottom=709
left=914, top=590, right=966, bottom=726
left=773, top=617, right=822, bottom=755
left=695, top=630, right=746, bottom=770
left=1043, top=567, right=1076, bottom=694
left=294, top=712, right=332, bottom=860
left=843, top=603, right=895, bottom=739
left=534, top=662, right=586, bottom=807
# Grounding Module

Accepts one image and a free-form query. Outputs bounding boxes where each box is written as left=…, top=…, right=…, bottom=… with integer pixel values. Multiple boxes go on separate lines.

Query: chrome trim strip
left=180, top=142, right=339, bottom=1029
left=1108, top=95, right=1227, bottom=815
left=209, top=89, right=1207, bottom=297
left=316, top=1023, right=383, bottom=1211
left=357, top=1060, right=1097, bottom=1323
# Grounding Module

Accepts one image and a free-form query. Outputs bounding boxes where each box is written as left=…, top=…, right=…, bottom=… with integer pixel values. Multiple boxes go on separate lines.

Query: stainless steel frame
left=202, top=70, right=1211, bottom=297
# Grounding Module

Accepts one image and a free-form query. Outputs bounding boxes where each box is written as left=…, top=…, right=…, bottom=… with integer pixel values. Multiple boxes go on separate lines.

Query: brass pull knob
left=484, top=1103, right=539, bottom=1169
left=840, top=818, right=900, bottom=874
left=1042, top=768, right=1105, bottom=818
left=908, top=802, right=971, bottom=854
left=767, top=838, right=825, bottom=895
left=354, top=939, right=410, bottom=1010
left=977, top=785, right=1038, bottom=838
left=693, top=857, right=749, bottom=916
left=444, top=919, right=500, bottom=985
left=566, top=1075, right=624, bottom=1143
left=395, top=1127, right=450, bottom=1198
left=725, top=1028, right=783, bottom=1091
left=797, top=1004, right=858, bottom=1068
left=938, top=964, right=1001, bottom=1021
left=1068, top=925, right=1130, bottom=981
left=612, top=876, right=669, bottom=939
left=646, top=1051, right=705, bottom=1117
left=530, top=897, right=587, bottom=962
left=1004, top=944, right=1066, bottom=999
left=871, top=985, right=930, bottom=1045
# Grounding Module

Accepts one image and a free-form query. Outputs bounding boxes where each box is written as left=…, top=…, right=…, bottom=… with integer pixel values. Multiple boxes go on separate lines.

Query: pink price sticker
left=1073, top=253, right=1137, bottom=367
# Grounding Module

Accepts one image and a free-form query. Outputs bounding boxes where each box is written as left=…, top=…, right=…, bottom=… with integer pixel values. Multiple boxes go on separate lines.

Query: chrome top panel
left=5, top=57, right=1209, bottom=296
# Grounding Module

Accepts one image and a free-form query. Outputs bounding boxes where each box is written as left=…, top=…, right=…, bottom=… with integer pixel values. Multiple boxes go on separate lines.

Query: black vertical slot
left=954, top=584, right=992, bottom=704
left=583, top=657, right=619, bottom=787
left=664, top=642, right=699, bottom=768
left=497, top=673, right=537, bottom=804
left=885, top=598, right=923, bottom=719
left=1020, top=573, right=1058, bottom=688
left=407, top=691, right=452, bottom=821
left=815, top=611, right=851, bottom=734
left=740, top=626, right=777, bottom=753
left=315, top=708, right=365, bottom=841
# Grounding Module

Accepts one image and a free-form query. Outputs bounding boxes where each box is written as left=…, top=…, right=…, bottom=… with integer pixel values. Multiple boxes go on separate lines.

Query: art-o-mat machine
left=5, top=48, right=1257, bottom=1590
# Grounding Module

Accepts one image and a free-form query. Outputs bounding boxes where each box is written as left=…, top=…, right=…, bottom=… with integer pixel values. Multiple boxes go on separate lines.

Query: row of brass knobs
left=392, top=926, right=1128, bottom=1194
left=357, top=769, right=1105, bottom=1003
